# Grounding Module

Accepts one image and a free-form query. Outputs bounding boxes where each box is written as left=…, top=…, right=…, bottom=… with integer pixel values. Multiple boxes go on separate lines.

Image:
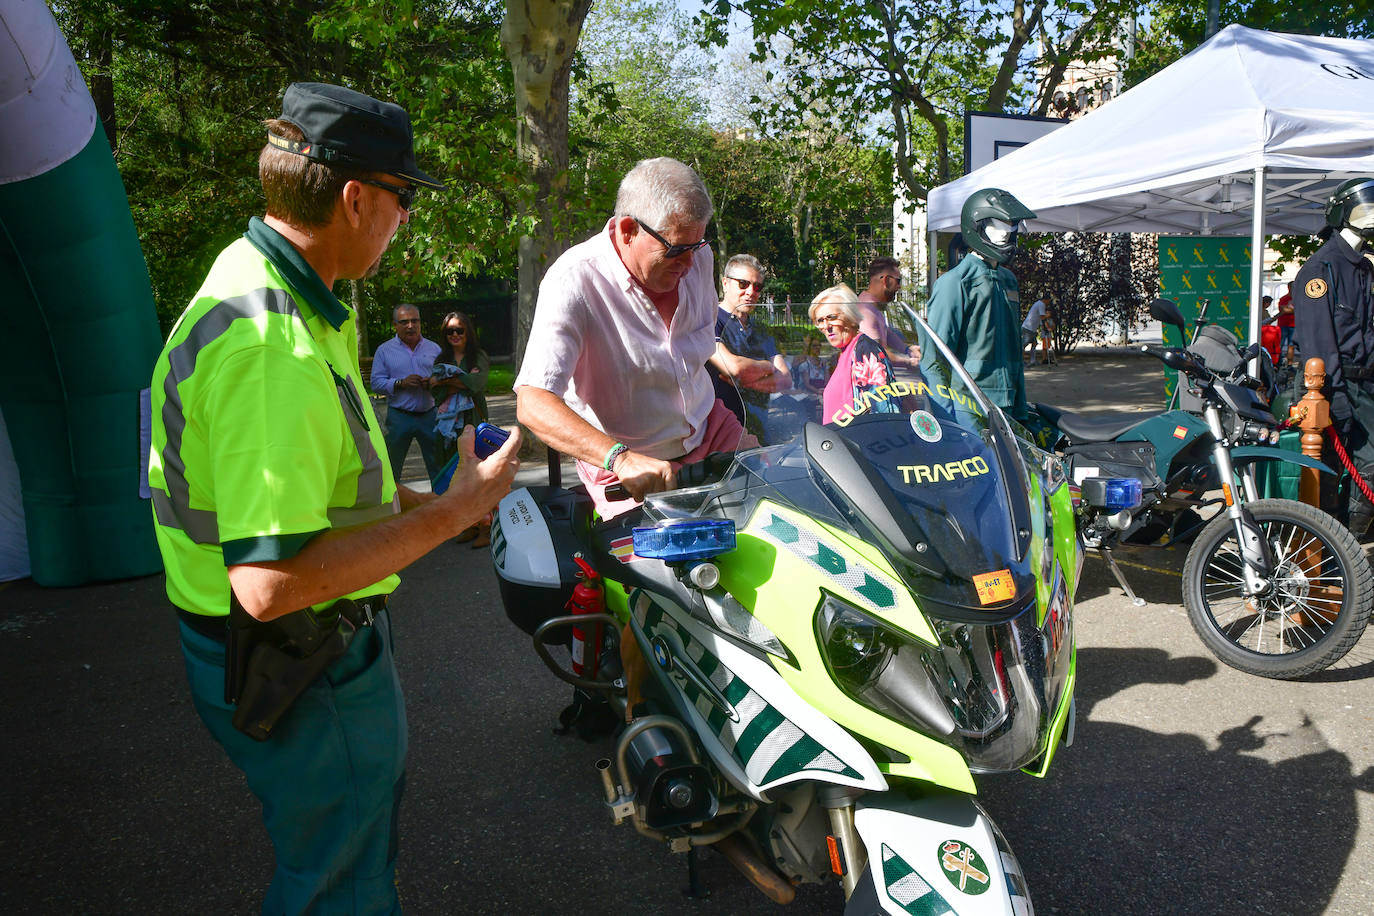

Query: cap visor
left=395, top=167, right=445, bottom=190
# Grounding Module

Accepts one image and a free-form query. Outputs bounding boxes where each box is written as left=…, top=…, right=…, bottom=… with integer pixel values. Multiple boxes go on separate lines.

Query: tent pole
left=1248, top=166, right=1266, bottom=378
left=927, top=228, right=939, bottom=300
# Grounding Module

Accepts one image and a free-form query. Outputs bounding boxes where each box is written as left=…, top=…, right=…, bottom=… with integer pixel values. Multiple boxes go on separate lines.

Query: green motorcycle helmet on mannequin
left=1325, top=176, right=1374, bottom=241
left=961, top=188, right=1036, bottom=265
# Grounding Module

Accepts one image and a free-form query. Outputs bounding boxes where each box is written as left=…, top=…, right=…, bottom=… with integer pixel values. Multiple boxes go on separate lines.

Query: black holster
left=224, top=597, right=358, bottom=742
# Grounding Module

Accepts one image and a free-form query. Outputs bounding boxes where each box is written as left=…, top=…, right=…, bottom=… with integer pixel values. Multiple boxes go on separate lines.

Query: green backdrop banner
left=1157, top=237, right=1252, bottom=398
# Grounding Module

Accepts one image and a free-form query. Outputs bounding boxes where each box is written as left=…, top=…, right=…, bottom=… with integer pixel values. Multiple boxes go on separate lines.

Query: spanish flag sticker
left=1173, top=425, right=1188, bottom=439
left=610, top=535, right=640, bottom=563
left=974, top=569, right=1015, bottom=605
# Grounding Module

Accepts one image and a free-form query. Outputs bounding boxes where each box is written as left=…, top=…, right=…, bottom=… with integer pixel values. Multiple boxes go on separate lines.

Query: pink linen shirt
left=515, top=220, right=718, bottom=459
left=857, top=292, right=901, bottom=352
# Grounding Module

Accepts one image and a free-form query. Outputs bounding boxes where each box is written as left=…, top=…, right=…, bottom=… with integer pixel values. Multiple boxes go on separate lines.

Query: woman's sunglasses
left=445, top=326, right=466, bottom=336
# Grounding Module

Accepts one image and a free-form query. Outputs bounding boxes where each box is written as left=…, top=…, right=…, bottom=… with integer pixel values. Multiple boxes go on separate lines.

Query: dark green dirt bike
left=1036, top=298, right=1372, bottom=679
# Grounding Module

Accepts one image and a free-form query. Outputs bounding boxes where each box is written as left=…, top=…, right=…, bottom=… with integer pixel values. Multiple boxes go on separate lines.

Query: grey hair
left=614, top=157, right=714, bottom=229
left=392, top=303, right=420, bottom=321
left=809, top=283, right=861, bottom=328
left=722, top=254, right=764, bottom=282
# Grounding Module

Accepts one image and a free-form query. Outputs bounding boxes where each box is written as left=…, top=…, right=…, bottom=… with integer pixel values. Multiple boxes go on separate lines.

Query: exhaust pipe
left=715, top=832, right=797, bottom=905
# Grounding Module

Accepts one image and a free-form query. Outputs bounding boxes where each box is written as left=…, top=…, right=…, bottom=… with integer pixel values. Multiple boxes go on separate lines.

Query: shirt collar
left=243, top=216, right=350, bottom=330
left=1331, top=231, right=1368, bottom=266
left=595, top=218, right=639, bottom=297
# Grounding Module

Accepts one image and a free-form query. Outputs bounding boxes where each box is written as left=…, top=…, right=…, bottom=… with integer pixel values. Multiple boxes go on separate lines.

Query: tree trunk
left=352, top=280, right=369, bottom=357
left=500, top=0, right=591, bottom=371
left=89, top=26, right=115, bottom=151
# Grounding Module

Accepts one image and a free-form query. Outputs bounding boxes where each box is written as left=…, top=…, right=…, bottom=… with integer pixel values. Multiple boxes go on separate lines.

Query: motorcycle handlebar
left=603, top=451, right=735, bottom=504
left=1140, top=344, right=1211, bottom=379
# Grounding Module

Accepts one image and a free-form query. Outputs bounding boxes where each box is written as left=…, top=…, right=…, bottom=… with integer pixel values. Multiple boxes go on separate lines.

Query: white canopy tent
left=925, top=24, right=1374, bottom=348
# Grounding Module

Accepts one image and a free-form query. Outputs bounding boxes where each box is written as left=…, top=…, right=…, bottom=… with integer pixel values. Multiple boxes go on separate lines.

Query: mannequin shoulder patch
left=1305, top=277, right=1328, bottom=299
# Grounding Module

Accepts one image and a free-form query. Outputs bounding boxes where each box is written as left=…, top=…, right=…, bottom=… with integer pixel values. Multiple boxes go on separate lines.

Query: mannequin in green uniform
left=922, top=188, right=1037, bottom=425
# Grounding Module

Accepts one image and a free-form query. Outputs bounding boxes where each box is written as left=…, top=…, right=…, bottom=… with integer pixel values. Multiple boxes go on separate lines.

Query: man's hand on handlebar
left=610, top=449, right=676, bottom=501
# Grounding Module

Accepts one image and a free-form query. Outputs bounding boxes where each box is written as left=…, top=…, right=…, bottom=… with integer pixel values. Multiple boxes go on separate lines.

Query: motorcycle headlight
left=818, top=597, right=896, bottom=690
left=816, top=597, right=1012, bottom=742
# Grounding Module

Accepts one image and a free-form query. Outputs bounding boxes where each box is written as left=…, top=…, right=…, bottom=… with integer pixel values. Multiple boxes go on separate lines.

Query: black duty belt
left=388, top=405, right=432, bottom=416
left=176, top=595, right=388, bottom=643
left=1341, top=363, right=1374, bottom=381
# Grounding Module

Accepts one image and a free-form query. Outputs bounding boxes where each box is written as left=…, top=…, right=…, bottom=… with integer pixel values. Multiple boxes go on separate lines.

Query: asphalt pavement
left=5, top=348, right=1374, bottom=914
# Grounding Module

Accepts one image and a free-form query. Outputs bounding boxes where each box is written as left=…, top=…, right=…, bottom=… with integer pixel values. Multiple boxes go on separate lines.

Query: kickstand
left=682, top=846, right=710, bottom=899
left=1099, top=545, right=1146, bottom=607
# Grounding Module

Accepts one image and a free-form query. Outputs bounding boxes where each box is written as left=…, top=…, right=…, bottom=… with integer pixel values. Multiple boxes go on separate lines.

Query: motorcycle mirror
left=1149, top=298, right=1186, bottom=330
left=1160, top=349, right=1198, bottom=373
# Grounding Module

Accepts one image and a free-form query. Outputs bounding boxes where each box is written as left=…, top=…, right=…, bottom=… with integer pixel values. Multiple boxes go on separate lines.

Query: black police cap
left=268, top=82, right=444, bottom=190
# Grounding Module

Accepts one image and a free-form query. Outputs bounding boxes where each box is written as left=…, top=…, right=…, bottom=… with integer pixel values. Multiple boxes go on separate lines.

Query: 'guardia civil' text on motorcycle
left=493, top=316, right=1078, bottom=914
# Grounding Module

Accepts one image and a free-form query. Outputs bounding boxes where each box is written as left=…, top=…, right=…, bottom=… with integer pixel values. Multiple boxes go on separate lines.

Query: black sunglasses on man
left=634, top=217, right=710, bottom=259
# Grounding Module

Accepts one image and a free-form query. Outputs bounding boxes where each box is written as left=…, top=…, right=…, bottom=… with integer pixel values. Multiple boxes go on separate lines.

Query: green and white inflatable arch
left=0, top=0, right=162, bottom=584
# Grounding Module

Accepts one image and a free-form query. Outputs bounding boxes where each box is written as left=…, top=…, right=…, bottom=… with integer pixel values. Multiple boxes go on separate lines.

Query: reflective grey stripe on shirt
left=155, top=288, right=299, bottom=543
left=154, top=286, right=393, bottom=543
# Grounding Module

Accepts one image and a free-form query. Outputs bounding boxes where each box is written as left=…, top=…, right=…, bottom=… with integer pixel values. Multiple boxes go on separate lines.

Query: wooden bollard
left=1290, top=357, right=1331, bottom=508
left=1288, top=358, right=1336, bottom=627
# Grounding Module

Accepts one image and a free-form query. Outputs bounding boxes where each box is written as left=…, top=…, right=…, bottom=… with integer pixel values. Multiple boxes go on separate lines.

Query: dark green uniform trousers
left=179, top=610, right=407, bottom=915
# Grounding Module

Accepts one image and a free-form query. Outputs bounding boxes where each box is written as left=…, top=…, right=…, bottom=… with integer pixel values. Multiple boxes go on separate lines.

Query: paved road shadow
left=981, top=646, right=1369, bottom=915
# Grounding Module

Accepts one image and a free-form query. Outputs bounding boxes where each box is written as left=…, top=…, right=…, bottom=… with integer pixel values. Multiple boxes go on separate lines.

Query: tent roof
left=926, top=25, right=1374, bottom=236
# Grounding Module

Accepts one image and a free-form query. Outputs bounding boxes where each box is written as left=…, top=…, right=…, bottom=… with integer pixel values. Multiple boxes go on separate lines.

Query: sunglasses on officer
left=359, top=177, right=417, bottom=211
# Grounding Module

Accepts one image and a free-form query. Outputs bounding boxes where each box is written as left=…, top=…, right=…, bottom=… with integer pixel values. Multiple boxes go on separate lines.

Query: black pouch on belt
left=226, top=597, right=358, bottom=742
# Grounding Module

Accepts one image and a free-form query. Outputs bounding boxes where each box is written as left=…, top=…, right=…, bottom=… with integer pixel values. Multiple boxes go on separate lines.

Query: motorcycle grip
left=603, top=452, right=734, bottom=503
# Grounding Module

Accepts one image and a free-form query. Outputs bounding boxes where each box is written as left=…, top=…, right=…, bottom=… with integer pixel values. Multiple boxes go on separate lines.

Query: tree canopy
left=57, top=0, right=895, bottom=352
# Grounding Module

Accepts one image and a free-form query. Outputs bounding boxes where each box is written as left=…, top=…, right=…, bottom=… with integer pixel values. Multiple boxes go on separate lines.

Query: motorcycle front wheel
left=1182, top=498, right=1373, bottom=679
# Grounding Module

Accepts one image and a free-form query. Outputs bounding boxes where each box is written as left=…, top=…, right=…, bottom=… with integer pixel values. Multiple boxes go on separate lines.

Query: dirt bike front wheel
left=1182, top=498, right=1373, bottom=679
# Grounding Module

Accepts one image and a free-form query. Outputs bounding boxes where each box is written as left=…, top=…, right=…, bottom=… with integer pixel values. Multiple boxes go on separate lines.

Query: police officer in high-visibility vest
left=148, top=83, right=520, bottom=913
left=1294, top=176, right=1374, bottom=538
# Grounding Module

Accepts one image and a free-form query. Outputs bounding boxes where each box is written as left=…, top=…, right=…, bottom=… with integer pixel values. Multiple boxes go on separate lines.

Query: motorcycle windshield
left=649, top=313, right=1037, bottom=621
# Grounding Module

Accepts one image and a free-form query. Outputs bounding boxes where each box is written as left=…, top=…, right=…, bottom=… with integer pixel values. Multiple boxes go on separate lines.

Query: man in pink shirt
left=856, top=256, right=919, bottom=369
left=515, top=158, right=754, bottom=517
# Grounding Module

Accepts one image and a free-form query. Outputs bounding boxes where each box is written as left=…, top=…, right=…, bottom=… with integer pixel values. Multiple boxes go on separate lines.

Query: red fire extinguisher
left=567, top=555, right=604, bottom=679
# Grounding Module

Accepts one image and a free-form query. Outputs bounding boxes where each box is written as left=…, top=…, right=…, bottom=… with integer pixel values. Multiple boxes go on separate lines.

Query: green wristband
left=604, top=442, right=629, bottom=472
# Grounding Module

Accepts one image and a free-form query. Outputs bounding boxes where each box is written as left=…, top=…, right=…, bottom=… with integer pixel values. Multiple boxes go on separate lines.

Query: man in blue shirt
left=714, top=254, right=791, bottom=441
left=371, top=303, right=442, bottom=481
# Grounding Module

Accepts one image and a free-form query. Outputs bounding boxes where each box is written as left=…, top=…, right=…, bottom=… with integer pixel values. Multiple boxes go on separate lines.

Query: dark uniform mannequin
left=1294, top=176, right=1374, bottom=537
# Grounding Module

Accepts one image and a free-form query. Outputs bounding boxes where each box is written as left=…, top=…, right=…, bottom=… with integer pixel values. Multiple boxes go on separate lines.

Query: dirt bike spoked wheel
left=1182, top=499, right=1374, bottom=679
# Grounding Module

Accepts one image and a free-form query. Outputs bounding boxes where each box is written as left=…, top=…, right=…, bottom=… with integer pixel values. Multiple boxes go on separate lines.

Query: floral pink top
left=822, top=334, right=895, bottom=424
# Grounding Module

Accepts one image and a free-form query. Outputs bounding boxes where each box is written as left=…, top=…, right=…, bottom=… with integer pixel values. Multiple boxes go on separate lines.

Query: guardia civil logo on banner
left=1157, top=237, right=1251, bottom=399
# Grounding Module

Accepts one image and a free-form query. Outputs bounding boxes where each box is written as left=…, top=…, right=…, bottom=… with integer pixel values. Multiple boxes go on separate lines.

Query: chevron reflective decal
left=880, top=844, right=954, bottom=915
left=634, top=590, right=862, bottom=786
left=753, top=507, right=900, bottom=613
left=490, top=517, right=507, bottom=567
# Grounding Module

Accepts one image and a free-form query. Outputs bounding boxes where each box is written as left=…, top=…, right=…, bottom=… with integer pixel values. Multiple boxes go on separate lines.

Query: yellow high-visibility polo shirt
left=149, top=229, right=398, bottom=615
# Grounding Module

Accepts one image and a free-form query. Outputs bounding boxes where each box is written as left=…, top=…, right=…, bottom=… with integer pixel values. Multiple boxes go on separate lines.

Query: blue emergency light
left=1082, top=476, right=1143, bottom=511
left=632, top=519, right=736, bottom=561
left=1102, top=478, right=1143, bottom=511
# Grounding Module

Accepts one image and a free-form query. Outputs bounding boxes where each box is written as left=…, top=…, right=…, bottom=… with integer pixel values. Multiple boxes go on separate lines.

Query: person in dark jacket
left=1294, top=176, right=1374, bottom=537
left=923, top=188, right=1033, bottom=419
